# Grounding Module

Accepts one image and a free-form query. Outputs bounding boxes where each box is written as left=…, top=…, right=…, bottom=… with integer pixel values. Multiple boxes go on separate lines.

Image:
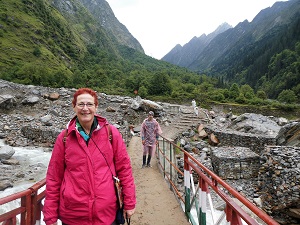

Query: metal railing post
left=169, top=142, right=173, bottom=189
left=184, top=153, right=191, bottom=220
left=163, top=139, right=166, bottom=178
left=21, top=193, right=32, bottom=225
left=199, top=177, right=207, bottom=225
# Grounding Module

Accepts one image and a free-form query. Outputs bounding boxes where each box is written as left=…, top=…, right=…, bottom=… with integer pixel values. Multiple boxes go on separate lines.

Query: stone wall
left=21, top=126, right=61, bottom=143
left=211, top=146, right=260, bottom=179
left=258, top=146, right=300, bottom=218
left=204, top=126, right=300, bottom=223
left=205, top=125, right=277, bottom=154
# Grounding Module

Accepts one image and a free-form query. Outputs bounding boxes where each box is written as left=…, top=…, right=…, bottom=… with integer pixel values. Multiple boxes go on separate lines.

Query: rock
left=198, top=124, right=204, bottom=132
left=130, top=99, right=140, bottom=110
left=0, top=94, right=16, bottom=109
left=112, top=124, right=121, bottom=129
left=277, top=117, right=289, bottom=126
left=209, top=110, right=216, bottom=118
left=228, top=113, right=281, bottom=136
left=180, top=139, right=186, bottom=146
left=198, top=129, right=208, bottom=139
left=120, top=103, right=128, bottom=109
left=106, top=106, right=116, bottom=112
left=0, top=145, right=15, bottom=160
left=219, top=117, right=226, bottom=123
left=40, top=114, right=52, bottom=123
left=192, top=147, right=200, bottom=154
left=208, top=133, right=219, bottom=146
left=0, top=180, right=13, bottom=191
left=183, top=144, right=192, bottom=152
left=277, top=122, right=300, bottom=146
left=48, top=92, right=60, bottom=100
left=2, top=158, right=19, bottom=165
left=21, top=96, right=39, bottom=105
left=288, top=208, right=300, bottom=219
left=253, top=197, right=263, bottom=208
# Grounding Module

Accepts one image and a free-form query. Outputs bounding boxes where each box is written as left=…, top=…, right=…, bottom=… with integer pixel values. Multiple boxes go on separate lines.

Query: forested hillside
left=162, top=0, right=300, bottom=104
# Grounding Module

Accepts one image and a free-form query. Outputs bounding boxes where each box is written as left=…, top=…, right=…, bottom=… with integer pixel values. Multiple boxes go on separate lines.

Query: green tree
left=229, top=83, right=240, bottom=100
left=33, top=47, right=42, bottom=57
left=138, top=85, right=148, bottom=98
left=236, top=93, right=246, bottom=104
left=256, top=90, right=267, bottom=100
left=210, top=91, right=225, bottom=102
left=148, top=72, right=172, bottom=95
left=277, top=89, right=297, bottom=104
left=240, top=84, right=255, bottom=99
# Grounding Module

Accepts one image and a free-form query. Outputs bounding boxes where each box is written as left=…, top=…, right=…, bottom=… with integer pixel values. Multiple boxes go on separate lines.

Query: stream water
left=0, top=139, right=54, bottom=224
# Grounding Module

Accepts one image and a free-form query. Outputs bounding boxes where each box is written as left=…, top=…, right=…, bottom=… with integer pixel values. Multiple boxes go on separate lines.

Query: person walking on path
left=140, top=111, right=162, bottom=168
left=43, top=88, right=136, bottom=225
left=191, top=99, right=196, bottom=108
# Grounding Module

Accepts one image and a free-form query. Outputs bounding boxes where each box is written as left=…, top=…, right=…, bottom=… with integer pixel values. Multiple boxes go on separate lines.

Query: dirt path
left=127, top=135, right=190, bottom=225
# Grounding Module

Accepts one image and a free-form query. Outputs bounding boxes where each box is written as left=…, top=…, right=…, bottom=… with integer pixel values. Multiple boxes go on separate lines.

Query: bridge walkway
left=127, top=135, right=190, bottom=225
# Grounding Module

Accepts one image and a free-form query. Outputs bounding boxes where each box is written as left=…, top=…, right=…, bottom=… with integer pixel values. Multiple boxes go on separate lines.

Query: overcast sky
left=106, top=0, right=287, bottom=60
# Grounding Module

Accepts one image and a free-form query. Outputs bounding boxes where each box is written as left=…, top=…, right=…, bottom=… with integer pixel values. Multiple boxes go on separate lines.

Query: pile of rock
left=173, top=111, right=300, bottom=224
left=258, top=146, right=300, bottom=224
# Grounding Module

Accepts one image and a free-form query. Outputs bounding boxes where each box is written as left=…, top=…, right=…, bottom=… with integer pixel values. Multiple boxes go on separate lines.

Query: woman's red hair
left=72, top=88, right=98, bottom=107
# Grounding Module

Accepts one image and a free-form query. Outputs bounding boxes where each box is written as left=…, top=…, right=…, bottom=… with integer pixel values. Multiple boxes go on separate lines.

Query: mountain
left=162, top=0, right=300, bottom=97
left=0, top=0, right=143, bottom=75
left=71, top=0, right=144, bottom=52
left=162, top=23, right=232, bottom=68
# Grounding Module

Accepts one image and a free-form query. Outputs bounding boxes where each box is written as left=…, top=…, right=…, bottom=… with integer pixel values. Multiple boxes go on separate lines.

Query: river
left=0, top=139, right=56, bottom=224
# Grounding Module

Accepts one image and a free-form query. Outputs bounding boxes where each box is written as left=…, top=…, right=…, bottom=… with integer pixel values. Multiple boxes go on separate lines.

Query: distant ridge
left=161, top=0, right=300, bottom=75
left=162, top=23, right=232, bottom=66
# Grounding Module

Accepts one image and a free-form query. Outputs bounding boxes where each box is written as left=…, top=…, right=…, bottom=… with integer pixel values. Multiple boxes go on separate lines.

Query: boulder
left=208, top=133, right=219, bottom=146
left=48, top=92, right=60, bottom=100
left=0, top=94, right=16, bottom=109
left=21, top=96, right=39, bottom=105
left=0, top=145, right=15, bottom=160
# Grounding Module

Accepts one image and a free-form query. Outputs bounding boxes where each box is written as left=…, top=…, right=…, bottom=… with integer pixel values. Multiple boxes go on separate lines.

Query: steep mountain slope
left=0, top=0, right=143, bottom=75
left=162, top=0, right=300, bottom=91
left=162, top=23, right=231, bottom=67
left=213, top=0, right=300, bottom=81
left=73, top=0, right=144, bottom=53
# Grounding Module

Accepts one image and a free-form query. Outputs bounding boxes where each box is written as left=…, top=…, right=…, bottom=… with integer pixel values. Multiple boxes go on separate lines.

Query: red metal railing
left=0, top=178, right=46, bottom=225
left=156, top=135, right=280, bottom=225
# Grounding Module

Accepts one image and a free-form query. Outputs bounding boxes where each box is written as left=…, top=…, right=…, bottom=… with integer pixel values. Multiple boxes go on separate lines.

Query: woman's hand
left=124, top=208, right=135, bottom=218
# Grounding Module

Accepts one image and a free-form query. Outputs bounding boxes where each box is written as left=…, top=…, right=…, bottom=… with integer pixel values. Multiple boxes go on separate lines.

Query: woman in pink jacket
left=141, top=111, right=162, bottom=168
left=43, top=88, right=136, bottom=225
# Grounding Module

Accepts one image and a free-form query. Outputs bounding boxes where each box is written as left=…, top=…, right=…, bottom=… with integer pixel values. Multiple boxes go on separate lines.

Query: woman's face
left=73, top=93, right=97, bottom=125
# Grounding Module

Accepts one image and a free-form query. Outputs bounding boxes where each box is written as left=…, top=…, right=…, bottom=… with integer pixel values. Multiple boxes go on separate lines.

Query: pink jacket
left=141, top=118, right=162, bottom=146
left=43, top=115, right=136, bottom=225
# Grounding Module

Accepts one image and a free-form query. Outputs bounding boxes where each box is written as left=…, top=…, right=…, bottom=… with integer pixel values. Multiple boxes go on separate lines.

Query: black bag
left=116, top=206, right=125, bottom=224
left=114, top=176, right=125, bottom=224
